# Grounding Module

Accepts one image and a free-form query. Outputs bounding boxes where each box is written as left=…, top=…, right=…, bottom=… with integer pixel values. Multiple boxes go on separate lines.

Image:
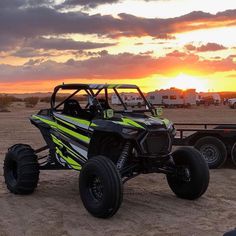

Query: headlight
left=122, top=128, right=138, bottom=135
left=169, top=124, right=176, bottom=136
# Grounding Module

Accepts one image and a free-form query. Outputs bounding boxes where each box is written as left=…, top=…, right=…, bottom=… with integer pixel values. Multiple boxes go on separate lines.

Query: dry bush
left=0, top=95, right=13, bottom=112
left=40, top=96, right=51, bottom=103
left=24, top=97, right=39, bottom=108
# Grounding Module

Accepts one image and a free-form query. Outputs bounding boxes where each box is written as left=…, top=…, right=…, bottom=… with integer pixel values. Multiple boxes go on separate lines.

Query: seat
left=62, top=99, right=93, bottom=120
left=98, top=98, right=111, bottom=110
left=62, top=99, right=82, bottom=117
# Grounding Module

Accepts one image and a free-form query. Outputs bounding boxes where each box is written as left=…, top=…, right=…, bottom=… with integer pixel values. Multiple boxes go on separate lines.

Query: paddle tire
left=4, top=144, right=39, bottom=194
left=167, top=147, right=209, bottom=200
left=194, top=136, right=227, bottom=169
left=79, top=155, right=123, bottom=218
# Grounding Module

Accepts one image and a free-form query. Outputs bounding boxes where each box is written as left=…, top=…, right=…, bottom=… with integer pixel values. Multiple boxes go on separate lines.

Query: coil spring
left=117, top=141, right=131, bottom=170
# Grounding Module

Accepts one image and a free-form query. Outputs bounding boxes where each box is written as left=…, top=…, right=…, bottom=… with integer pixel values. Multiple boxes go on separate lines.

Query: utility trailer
left=173, top=123, right=236, bottom=169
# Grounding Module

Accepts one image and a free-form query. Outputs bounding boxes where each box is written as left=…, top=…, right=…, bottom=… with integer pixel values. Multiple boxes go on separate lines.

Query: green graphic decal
left=55, top=147, right=81, bottom=171
left=122, top=118, right=145, bottom=129
left=33, top=115, right=90, bottom=143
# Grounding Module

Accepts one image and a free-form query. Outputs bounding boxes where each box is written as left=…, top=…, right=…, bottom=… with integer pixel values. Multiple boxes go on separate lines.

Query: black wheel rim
left=88, top=175, right=104, bottom=201
left=200, top=144, right=219, bottom=164
left=175, top=166, right=191, bottom=182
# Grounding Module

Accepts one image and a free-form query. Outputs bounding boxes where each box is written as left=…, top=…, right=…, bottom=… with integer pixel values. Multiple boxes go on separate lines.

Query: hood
left=109, top=113, right=172, bottom=131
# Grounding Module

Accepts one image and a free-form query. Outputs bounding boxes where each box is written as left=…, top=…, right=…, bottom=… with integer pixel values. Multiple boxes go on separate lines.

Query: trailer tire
left=194, top=136, right=227, bottom=169
left=231, top=142, right=236, bottom=166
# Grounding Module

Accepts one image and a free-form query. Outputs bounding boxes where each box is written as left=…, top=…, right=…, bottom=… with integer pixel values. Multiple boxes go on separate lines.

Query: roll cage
left=51, top=84, right=155, bottom=115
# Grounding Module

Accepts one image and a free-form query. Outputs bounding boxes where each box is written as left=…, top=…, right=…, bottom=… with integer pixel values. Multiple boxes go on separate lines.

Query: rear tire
left=231, top=142, right=236, bottom=166
left=79, top=155, right=123, bottom=218
left=167, top=147, right=209, bottom=200
left=194, top=136, right=227, bottom=169
left=4, top=144, right=39, bottom=194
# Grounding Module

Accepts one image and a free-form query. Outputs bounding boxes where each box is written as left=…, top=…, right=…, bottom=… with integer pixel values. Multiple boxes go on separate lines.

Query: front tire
left=79, top=155, right=123, bottom=218
left=167, top=147, right=209, bottom=200
left=4, top=144, right=39, bottom=194
left=194, top=136, right=227, bottom=169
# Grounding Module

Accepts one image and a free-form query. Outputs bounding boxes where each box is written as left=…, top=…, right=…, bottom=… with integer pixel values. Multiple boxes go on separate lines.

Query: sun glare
left=161, top=74, right=208, bottom=92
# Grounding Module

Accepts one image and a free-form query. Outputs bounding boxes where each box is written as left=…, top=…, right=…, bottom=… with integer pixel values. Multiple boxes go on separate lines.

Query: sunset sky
left=0, top=0, right=236, bottom=93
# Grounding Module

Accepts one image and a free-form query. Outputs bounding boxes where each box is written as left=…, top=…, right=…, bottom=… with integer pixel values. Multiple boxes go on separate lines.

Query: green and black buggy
left=3, top=84, right=209, bottom=218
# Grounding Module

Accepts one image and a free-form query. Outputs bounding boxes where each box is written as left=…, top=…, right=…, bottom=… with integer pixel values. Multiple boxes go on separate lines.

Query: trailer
left=173, top=123, right=236, bottom=169
left=196, top=92, right=221, bottom=106
left=147, top=88, right=196, bottom=107
left=111, top=93, right=144, bottom=107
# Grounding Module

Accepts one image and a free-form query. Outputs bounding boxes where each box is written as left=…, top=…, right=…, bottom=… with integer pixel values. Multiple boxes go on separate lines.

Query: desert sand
left=0, top=103, right=236, bottom=236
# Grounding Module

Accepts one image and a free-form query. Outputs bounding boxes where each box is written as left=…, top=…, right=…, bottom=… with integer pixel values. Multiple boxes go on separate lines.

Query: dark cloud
left=0, top=0, right=55, bottom=9
left=0, top=5, right=235, bottom=41
left=211, top=56, right=222, bottom=60
left=24, top=37, right=116, bottom=50
left=24, top=58, right=45, bottom=66
left=4, top=37, right=115, bottom=58
left=0, top=36, right=22, bottom=51
left=57, top=0, right=171, bottom=8
left=166, top=50, right=187, bottom=57
left=196, top=43, right=227, bottom=52
left=59, top=0, right=119, bottom=9
left=184, top=44, right=196, bottom=51
left=0, top=52, right=235, bottom=83
left=0, top=0, right=25, bottom=9
left=58, top=0, right=168, bottom=9
left=139, top=51, right=154, bottom=55
left=184, top=43, right=227, bottom=52
left=73, top=49, right=108, bottom=58
left=0, top=36, right=115, bottom=56
left=12, top=47, right=53, bottom=58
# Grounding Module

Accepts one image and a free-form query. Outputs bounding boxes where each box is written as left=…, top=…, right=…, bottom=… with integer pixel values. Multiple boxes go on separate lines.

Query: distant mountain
left=0, top=92, right=52, bottom=99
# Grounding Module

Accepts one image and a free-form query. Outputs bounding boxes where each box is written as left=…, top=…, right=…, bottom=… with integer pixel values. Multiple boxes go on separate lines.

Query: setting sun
left=161, top=74, right=209, bottom=92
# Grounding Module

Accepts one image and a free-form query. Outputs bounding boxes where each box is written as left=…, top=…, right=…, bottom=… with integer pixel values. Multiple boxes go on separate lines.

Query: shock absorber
left=117, top=141, right=131, bottom=170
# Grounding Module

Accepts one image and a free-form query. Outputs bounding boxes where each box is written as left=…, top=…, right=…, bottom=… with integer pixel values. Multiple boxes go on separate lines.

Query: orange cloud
left=0, top=52, right=235, bottom=84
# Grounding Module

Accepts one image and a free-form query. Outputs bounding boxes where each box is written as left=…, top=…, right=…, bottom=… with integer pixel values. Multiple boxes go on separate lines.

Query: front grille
left=142, top=131, right=171, bottom=155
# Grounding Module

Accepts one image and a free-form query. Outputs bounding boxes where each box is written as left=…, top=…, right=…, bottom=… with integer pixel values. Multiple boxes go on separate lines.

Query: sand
left=0, top=103, right=236, bottom=236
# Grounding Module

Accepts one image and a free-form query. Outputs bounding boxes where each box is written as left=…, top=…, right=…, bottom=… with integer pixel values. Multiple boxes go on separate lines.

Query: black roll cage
left=50, top=84, right=155, bottom=115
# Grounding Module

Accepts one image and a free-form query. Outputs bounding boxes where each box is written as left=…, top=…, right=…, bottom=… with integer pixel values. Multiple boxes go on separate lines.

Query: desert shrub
left=11, top=97, right=23, bottom=102
left=0, top=95, right=14, bottom=112
left=40, top=96, right=51, bottom=103
left=24, top=97, right=39, bottom=108
left=55, top=96, right=68, bottom=102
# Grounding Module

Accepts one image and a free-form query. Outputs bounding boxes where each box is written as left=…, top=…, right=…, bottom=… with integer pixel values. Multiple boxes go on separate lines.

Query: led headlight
left=122, top=128, right=138, bottom=135
left=168, top=123, right=176, bottom=136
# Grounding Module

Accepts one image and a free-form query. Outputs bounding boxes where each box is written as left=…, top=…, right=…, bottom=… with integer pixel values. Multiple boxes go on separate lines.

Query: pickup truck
left=228, top=98, right=236, bottom=109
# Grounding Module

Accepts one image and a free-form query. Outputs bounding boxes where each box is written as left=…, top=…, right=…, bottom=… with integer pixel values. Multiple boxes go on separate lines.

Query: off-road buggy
left=3, top=84, right=209, bottom=218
